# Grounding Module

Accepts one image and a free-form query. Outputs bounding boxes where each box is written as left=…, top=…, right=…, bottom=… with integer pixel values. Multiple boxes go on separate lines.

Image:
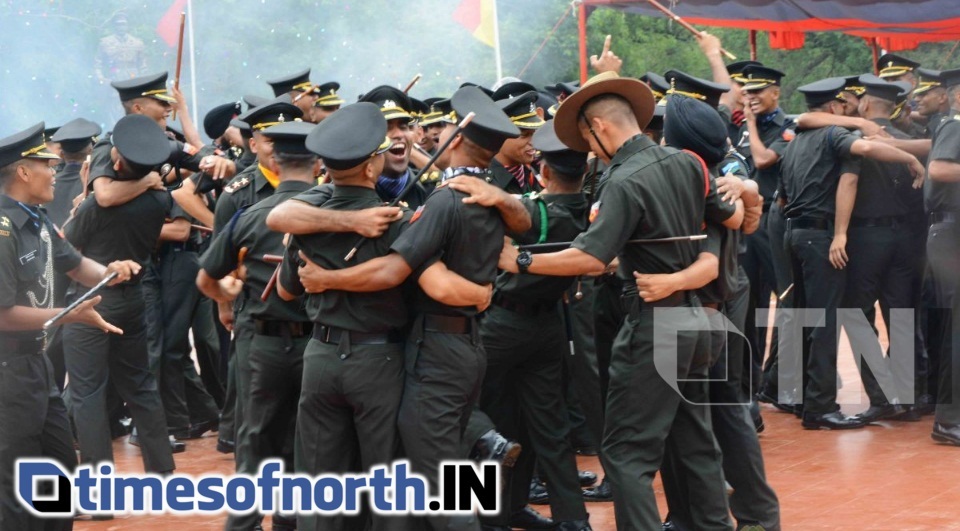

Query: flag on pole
left=453, top=0, right=497, bottom=47
left=157, top=0, right=188, bottom=47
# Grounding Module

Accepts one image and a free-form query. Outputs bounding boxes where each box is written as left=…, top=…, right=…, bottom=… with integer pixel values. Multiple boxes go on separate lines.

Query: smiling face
left=742, top=85, right=780, bottom=115
left=17, top=158, right=58, bottom=204
left=383, top=118, right=412, bottom=177
left=497, top=128, right=537, bottom=166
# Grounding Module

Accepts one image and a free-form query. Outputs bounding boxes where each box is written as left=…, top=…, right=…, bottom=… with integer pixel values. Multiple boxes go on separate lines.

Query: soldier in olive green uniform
left=212, top=97, right=303, bottom=456
left=478, top=121, right=592, bottom=531
left=198, top=120, right=316, bottom=531
left=287, top=87, right=532, bottom=531
left=499, top=72, right=743, bottom=530
left=279, top=103, right=407, bottom=531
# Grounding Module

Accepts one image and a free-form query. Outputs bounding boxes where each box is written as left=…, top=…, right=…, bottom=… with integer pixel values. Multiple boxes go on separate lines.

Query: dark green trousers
left=601, top=296, right=731, bottom=530
left=398, top=314, right=484, bottom=531
left=479, top=303, right=587, bottom=525
left=226, top=329, right=307, bottom=531
left=296, top=337, right=406, bottom=531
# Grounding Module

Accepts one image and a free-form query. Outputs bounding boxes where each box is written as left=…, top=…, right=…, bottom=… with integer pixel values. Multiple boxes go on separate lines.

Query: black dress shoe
left=529, top=480, right=549, bottom=505
left=756, top=390, right=797, bottom=414
left=170, top=437, right=186, bottom=454
left=217, top=438, right=235, bottom=454
left=130, top=433, right=186, bottom=453
left=510, top=505, right=554, bottom=529
left=582, top=478, right=613, bottom=502
left=556, top=519, right=592, bottom=531
left=579, top=470, right=598, bottom=487
left=471, top=430, right=522, bottom=468
left=854, top=404, right=902, bottom=423
left=890, top=405, right=923, bottom=421
left=184, top=418, right=219, bottom=440
left=932, top=422, right=960, bottom=446
left=801, top=411, right=866, bottom=430
left=272, top=513, right=297, bottom=530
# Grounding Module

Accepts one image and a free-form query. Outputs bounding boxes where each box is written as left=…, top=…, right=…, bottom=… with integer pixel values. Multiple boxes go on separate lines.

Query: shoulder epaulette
left=223, top=176, right=252, bottom=194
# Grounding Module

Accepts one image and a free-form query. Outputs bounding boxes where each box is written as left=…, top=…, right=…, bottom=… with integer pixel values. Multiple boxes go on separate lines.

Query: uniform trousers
left=478, top=303, right=587, bottom=525
left=0, top=344, right=75, bottom=531
left=601, top=293, right=730, bottom=531
left=63, top=285, right=174, bottom=473
left=296, top=336, right=405, bottom=531
left=225, top=327, right=307, bottom=531
left=398, top=314, right=485, bottom=531
left=787, top=227, right=847, bottom=414
left=927, top=221, right=960, bottom=424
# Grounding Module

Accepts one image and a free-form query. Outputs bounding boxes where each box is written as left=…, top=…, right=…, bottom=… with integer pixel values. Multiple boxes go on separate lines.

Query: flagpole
left=186, top=0, right=198, bottom=126
left=491, top=0, right=503, bottom=80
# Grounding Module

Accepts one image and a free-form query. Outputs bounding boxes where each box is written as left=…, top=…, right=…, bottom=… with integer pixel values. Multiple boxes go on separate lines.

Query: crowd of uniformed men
left=2, top=30, right=960, bottom=531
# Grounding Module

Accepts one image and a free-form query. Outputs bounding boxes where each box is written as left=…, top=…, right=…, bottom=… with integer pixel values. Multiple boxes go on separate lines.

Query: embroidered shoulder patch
left=223, top=177, right=251, bottom=194
left=589, top=201, right=601, bottom=223
left=410, top=206, right=425, bottom=223
left=782, top=128, right=796, bottom=142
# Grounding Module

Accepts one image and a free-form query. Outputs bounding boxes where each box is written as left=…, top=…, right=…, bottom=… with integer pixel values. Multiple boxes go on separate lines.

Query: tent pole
left=579, top=1, right=588, bottom=84
left=749, top=30, right=757, bottom=61
left=871, top=38, right=880, bottom=75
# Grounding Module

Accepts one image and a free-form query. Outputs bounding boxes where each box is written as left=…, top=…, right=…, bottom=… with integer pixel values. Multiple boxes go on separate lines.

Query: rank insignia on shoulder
left=410, top=205, right=424, bottom=223
left=0, top=216, right=9, bottom=227
left=589, top=201, right=601, bottom=223
left=782, top=129, right=796, bottom=142
left=223, top=177, right=251, bottom=194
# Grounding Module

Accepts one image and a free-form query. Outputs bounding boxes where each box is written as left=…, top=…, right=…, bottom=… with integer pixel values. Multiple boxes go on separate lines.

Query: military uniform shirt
left=279, top=185, right=411, bottom=331
left=201, top=180, right=311, bottom=322
left=65, top=189, right=171, bottom=281
left=571, top=134, right=736, bottom=279
left=781, top=126, right=861, bottom=220
left=736, top=109, right=795, bottom=201
left=0, top=196, right=82, bottom=312
left=853, top=118, right=914, bottom=219
left=391, top=171, right=506, bottom=317
left=46, top=162, right=84, bottom=228
left=926, top=114, right=960, bottom=213
left=213, top=163, right=275, bottom=233
left=88, top=133, right=215, bottom=188
left=488, top=158, right=540, bottom=195
left=498, top=193, right=588, bottom=304
left=698, top=153, right=750, bottom=304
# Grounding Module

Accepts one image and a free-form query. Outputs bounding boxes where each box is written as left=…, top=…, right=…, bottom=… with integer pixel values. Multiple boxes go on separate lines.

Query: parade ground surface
left=75, top=308, right=960, bottom=530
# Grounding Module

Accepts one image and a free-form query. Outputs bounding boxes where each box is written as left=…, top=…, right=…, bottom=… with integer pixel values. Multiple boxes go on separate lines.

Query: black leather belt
left=492, top=293, right=558, bottom=317
left=254, top=320, right=313, bottom=338
left=786, top=217, right=831, bottom=231
left=619, top=289, right=691, bottom=319
left=312, top=325, right=402, bottom=345
left=423, top=314, right=474, bottom=335
left=850, top=215, right=907, bottom=228
left=930, top=211, right=959, bottom=224
left=0, top=335, right=43, bottom=360
left=169, top=241, right=200, bottom=253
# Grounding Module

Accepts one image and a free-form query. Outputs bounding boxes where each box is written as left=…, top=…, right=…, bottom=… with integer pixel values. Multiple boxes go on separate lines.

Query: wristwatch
left=516, top=250, right=533, bottom=274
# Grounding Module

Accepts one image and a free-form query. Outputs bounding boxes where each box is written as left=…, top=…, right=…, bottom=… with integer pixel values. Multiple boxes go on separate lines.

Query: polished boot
left=801, top=411, right=867, bottom=430
left=509, top=505, right=555, bottom=529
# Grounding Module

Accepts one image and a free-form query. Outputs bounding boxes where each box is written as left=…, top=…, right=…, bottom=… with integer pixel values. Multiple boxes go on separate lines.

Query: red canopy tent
left=576, top=0, right=960, bottom=81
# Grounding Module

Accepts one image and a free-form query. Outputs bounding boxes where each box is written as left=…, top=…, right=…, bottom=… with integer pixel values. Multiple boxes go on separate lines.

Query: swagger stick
left=43, top=272, right=119, bottom=330
left=403, top=73, right=423, bottom=94
left=518, top=234, right=708, bottom=252
left=172, top=12, right=186, bottom=121
left=645, top=0, right=737, bottom=60
left=343, top=111, right=476, bottom=261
